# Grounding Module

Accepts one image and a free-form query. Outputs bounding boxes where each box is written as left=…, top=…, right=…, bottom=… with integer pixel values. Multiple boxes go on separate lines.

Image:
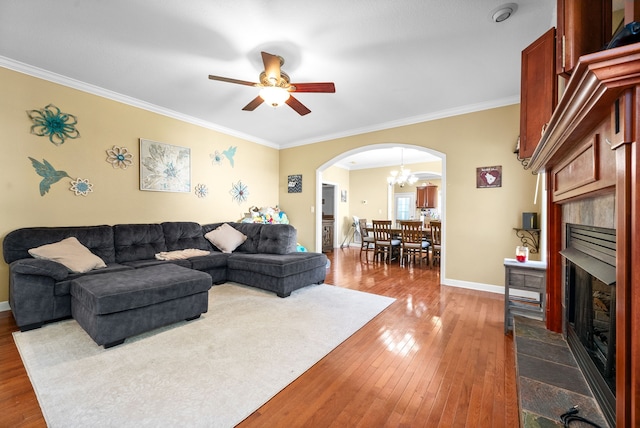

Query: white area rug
left=13, top=283, right=394, bottom=428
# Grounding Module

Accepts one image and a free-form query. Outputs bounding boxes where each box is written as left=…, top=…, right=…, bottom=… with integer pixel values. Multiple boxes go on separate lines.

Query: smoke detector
left=491, top=3, right=518, bottom=23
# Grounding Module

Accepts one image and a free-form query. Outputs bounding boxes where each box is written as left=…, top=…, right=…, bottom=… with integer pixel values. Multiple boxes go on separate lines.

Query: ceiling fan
left=208, top=51, right=335, bottom=116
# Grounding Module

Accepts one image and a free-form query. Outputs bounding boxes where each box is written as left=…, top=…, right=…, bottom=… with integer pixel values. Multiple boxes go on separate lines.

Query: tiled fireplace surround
left=515, top=194, right=615, bottom=427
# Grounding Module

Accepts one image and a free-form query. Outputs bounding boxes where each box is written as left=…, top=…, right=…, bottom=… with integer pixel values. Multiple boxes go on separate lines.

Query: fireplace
left=561, top=224, right=616, bottom=427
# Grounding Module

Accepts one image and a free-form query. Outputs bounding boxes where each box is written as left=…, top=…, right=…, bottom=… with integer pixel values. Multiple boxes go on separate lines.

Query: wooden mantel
left=528, top=43, right=640, bottom=428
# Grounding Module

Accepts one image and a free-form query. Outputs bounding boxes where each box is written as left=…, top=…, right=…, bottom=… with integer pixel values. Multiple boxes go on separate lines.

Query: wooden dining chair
left=430, top=220, right=442, bottom=268
left=399, top=220, right=430, bottom=267
left=372, top=220, right=401, bottom=264
left=358, top=218, right=375, bottom=261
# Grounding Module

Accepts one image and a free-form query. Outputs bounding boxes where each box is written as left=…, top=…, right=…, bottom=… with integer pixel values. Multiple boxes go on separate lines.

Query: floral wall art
left=27, top=104, right=80, bottom=146
left=139, top=139, right=191, bottom=193
left=106, top=146, right=133, bottom=169
left=230, top=180, right=249, bottom=204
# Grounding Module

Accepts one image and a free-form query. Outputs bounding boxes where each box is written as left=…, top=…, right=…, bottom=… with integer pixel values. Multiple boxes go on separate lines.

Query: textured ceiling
left=0, top=0, right=555, bottom=159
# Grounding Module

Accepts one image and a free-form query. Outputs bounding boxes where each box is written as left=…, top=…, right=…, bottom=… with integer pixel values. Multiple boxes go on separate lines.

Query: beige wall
left=0, top=67, right=279, bottom=302
left=0, top=65, right=540, bottom=303
left=279, top=104, right=541, bottom=289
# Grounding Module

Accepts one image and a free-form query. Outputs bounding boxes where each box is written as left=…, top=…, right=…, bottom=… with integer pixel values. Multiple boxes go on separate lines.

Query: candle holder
left=516, top=246, right=529, bottom=263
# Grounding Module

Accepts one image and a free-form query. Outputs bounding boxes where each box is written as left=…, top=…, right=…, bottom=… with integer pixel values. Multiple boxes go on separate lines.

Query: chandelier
left=387, top=148, right=418, bottom=187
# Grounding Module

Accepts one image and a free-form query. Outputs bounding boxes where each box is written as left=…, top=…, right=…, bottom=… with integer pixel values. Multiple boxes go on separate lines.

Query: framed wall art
left=288, top=174, right=302, bottom=193
left=476, top=165, right=502, bottom=188
left=139, top=139, right=191, bottom=192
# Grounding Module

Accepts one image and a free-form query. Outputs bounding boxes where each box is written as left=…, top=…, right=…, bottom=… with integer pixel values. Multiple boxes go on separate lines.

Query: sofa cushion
left=188, top=252, right=230, bottom=271
left=161, top=222, right=210, bottom=251
left=3, top=225, right=115, bottom=264
left=28, top=237, right=107, bottom=273
left=202, top=223, right=262, bottom=253
left=114, top=224, right=167, bottom=263
left=121, top=259, right=191, bottom=269
left=227, top=253, right=327, bottom=278
left=204, top=223, right=247, bottom=253
left=257, top=224, right=297, bottom=254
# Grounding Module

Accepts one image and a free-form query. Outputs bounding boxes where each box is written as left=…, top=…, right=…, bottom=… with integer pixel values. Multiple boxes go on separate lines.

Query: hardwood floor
left=0, top=247, right=518, bottom=427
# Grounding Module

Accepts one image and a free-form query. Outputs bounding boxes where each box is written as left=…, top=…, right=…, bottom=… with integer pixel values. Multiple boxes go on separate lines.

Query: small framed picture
left=288, top=174, right=302, bottom=193
left=341, top=190, right=347, bottom=202
left=476, top=165, right=502, bottom=188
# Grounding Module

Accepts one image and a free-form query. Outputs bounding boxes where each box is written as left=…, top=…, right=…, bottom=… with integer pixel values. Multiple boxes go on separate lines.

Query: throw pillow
left=204, top=223, right=247, bottom=253
left=28, top=237, right=107, bottom=273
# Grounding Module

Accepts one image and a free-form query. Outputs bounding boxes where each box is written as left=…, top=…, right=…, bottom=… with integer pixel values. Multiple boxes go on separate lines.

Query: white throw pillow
left=28, top=237, right=107, bottom=273
left=204, top=223, right=247, bottom=253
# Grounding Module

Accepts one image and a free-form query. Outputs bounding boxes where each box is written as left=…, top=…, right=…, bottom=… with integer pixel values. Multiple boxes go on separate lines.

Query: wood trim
left=553, top=135, right=598, bottom=197
left=615, top=137, right=633, bottom=427
left=545, top=172, right=563, bottom=333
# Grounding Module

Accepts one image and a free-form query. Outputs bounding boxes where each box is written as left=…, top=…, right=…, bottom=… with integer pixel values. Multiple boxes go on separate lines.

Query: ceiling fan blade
left=285, top=95, right=311, bottom=116
left=208, top=75, right=258, bottom=87
left=290, top=82, right=336, bottom=93
left=242, top=95, right=264, bottom=111
left=261, top=51, right=282, bottom=84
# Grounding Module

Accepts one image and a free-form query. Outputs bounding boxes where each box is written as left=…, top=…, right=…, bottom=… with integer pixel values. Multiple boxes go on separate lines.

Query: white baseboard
left=0, top=301, right=10, bottom=312
left=442, top=278, right=505, bottom=294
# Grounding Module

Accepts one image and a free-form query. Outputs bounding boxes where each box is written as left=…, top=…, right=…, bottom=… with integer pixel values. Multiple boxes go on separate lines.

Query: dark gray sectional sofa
left=3, top=221, right=328, bottom=332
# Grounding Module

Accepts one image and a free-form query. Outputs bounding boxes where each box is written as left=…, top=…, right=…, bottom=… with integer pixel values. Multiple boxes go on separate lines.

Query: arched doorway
left=315, top=143, right=446, bottom=271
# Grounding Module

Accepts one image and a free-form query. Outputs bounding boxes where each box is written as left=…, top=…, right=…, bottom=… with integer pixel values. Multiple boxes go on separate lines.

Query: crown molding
left=0, top=56, right=279, bottom=149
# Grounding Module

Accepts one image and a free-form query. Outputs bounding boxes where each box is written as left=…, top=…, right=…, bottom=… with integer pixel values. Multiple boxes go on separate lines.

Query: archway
left=315, top=143, right=446, bottom=272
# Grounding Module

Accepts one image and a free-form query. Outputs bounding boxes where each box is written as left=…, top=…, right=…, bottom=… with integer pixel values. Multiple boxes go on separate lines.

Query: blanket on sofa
left=154, top=248, right=210, bottom=260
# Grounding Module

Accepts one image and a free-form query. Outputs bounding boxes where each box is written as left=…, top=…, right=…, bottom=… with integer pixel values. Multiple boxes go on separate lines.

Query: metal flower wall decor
left=195, top=183, right=208, bottom=198
left=230, top=180, right=249, bottom=204
left=70, top=178, right=94, bottom=196
left=27, top=104, right=80, bottom=146
left=106, top=146, right=133, bottom=169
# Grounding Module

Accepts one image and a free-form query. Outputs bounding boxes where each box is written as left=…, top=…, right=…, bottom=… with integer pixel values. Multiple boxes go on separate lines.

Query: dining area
left=358, top=218, right=441, bottom=269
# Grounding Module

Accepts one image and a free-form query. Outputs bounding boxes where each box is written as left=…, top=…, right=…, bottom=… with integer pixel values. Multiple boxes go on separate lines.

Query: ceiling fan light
left=259, top=86, right=290, bottom=107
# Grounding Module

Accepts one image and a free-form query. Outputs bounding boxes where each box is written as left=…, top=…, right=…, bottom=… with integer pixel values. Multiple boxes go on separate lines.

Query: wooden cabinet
left=556, top=0, right=611, bottom=77
left=519, top=28, right=557, bottom=159
left=322, top=218, right=333, bottom=252
left=504, top=259, right=546, bottom=333
left=416, top=185, right=437, bottom=208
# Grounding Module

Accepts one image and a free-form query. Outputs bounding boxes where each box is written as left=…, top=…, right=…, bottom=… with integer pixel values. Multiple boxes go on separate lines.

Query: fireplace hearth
left=561, top=224, right=616, bottom=427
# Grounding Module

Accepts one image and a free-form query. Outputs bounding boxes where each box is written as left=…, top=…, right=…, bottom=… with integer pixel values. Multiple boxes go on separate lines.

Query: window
left=395, top=193, right=415, bottom=221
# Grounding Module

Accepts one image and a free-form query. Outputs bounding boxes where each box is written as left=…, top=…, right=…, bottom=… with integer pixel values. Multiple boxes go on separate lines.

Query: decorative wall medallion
left=210, top=150, right=224, bottom=166
left=69, top=177, right=93, bottom=196
left=27, top=104, right=80, bottom=146
left=28, top=157, right=70, bottom=196
left=195, top=183, right=208, bottom=198
left=230, top=180, right=249, bottom=204
left=287, top=174, right=302, bottom=193
left=476, top=165, right=502, bottom=188
left=209, top=145, right=238, bottom=167
left=106, top=146, right=133, bottom=169
left=139, top=139, right=190, bottom=193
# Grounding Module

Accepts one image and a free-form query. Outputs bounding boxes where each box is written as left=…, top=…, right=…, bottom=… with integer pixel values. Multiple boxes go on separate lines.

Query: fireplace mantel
left=526, top=43, right=640, bottom=428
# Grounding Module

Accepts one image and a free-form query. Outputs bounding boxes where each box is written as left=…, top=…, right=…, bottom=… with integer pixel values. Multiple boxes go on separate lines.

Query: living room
left=9, top=1, right=640, bottom=427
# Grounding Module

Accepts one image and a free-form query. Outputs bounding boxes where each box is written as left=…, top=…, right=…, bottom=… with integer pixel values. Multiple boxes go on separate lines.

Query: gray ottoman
left=70, top=264, right=212, bottom=348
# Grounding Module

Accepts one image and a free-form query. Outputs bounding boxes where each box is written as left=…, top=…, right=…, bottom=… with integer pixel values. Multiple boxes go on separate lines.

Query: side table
left=504, top=258, right=546, bottom=333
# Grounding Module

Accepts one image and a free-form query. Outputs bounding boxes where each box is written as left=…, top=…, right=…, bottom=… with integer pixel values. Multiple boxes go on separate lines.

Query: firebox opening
left=561, top=224, right=616, bottom=428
